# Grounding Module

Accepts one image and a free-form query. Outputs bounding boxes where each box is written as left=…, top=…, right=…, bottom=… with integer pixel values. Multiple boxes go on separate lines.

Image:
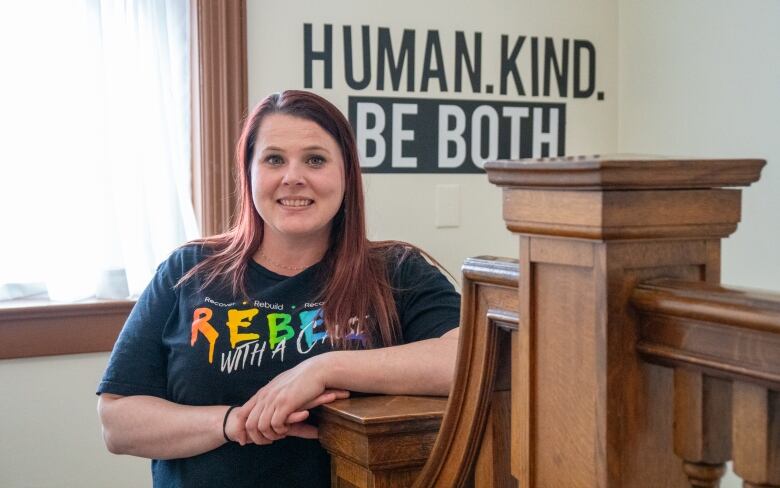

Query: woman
left=96, top=90, right=460, bottom=487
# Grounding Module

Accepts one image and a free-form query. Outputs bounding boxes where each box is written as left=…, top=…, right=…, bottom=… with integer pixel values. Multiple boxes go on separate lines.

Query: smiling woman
left=95, top=90, right=461, bottom=488
left=251, top=114, right=346, bottom=262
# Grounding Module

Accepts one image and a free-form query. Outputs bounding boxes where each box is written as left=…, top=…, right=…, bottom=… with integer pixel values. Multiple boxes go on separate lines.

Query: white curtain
left=0, top=0, right=199, bottom=301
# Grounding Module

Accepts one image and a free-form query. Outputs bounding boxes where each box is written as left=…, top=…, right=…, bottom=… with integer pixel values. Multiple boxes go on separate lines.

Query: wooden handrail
left=634, top=279, right=780, bottom=486
left=316, top=395, right=447, bottom=486
left=634, top=279, right=780, bottom=386
left=414, top=257, right=519, bottom=488
left=634, top=279, right=780, bottom=334
left=319, top=156, right=778, bottom=488
left=316, top=257, right=519, bottom=487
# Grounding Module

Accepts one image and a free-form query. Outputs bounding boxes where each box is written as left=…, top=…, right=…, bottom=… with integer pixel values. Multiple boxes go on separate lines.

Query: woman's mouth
left=278, top=198, right=314, bottom=208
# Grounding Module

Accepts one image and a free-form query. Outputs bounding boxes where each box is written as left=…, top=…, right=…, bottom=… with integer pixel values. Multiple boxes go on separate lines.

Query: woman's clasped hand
left=225, top=355, right=349, bottom=445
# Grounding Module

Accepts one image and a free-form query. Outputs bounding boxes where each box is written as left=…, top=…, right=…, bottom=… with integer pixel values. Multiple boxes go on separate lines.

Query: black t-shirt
left=97, top=244, right=460, bottom=488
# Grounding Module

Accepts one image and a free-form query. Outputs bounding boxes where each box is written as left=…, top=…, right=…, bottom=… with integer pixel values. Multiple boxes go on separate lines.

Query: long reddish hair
left=178, top=90, right=410, bottom=348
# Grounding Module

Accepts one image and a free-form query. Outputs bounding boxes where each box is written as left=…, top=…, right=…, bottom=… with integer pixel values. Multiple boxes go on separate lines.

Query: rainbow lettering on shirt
left=189, top=303, right=365, bottom=373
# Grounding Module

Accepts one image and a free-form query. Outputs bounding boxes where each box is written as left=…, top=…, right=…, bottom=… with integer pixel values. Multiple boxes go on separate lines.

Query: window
left=0, top=0, right=198, bottom=302
left=0, top=0, right=246, bottom=359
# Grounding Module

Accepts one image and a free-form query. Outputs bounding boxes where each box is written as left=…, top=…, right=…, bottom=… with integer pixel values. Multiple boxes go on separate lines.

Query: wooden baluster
left=673, top=369, right=731, bottom=487
left=413, top=257, right=519, bottom=488
left=472, top=330, right=515, bottom=488
left=733, top=382, right=780, bottom=488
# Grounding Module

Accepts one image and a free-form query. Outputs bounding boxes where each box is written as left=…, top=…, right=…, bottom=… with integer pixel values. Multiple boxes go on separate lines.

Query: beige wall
left=618, top=0, right=780, bottom=292
left=247, top=0, right=619, bottom=278
left=0, top=353, right=151, bottom=487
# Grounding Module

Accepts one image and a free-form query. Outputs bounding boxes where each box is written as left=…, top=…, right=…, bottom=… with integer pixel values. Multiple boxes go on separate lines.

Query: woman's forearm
left=320, top=328, right=460, bottom=396
left=97, top=394, right=228, bottom=460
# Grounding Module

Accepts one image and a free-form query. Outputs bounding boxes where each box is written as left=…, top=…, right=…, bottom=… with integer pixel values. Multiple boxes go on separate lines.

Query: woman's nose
left=281, top=162, right=305, bottom=186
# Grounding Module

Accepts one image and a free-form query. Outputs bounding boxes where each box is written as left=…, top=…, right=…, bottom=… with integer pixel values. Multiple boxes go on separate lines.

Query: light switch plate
left=435, top=184, right=460, bottom=228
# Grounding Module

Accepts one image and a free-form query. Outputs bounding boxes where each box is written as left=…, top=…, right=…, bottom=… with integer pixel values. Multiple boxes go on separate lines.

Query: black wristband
left=223, top=405, right=239, bottom=443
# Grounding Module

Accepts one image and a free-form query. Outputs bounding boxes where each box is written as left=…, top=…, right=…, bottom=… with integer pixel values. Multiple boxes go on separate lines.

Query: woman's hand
left=224, top=406, right=311, bottom=445
left=239, top=353, right=349, bottom=445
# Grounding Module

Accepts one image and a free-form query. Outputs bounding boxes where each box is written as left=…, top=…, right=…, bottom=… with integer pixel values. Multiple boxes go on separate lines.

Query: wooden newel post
left=483, top=156, right=764, bottom=487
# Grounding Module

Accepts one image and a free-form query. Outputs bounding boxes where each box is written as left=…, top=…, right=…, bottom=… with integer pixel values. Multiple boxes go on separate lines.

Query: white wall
left=618, top=0, right=780, bottom=292
left=0, top=353, right=151, bottom=487
left=247, top=0, right=619, bottom=278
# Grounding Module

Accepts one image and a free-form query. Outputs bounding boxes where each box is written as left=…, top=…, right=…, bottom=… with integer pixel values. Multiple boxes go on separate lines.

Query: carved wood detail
left=318, top=156, right=778, bottom=488
left=413, top=257, right=519, bottom=488
left=482, top=155, right=765, bottom=487
left=635, top=280, right=780, bottom=387
left=673, top=370, right=731, bottom=487
left=733, top=382, right=780, bottom=487
left=632, top=247, right=780, bottom=488
left=316, top=395, right=447, bottom=488
left=485, top=156, right=765, bottom=190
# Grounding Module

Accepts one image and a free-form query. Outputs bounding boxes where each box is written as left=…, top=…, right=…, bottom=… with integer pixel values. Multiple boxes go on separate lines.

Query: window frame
left=0, top=0, right=247, bottom=360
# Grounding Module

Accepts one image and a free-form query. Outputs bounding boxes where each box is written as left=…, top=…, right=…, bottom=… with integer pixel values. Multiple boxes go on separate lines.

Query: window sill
left=0, top=299, right=135, bottom=359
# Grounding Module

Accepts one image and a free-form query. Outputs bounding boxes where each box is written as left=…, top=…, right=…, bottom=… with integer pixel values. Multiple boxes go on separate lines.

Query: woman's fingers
left=240, top=399, right=311, bottom=445
left=244, top=403, right=272, bottom=445
left=257, top=403, right=285, bottom=441
left=301, top=389, right=350, bottom=410
left=270, top=405, right=295, bottom=437
left=286, top=410, right=309, bottom=424
left=332, top=389, right=350, bottom=400
left=287, top=422, right=319, bottom=439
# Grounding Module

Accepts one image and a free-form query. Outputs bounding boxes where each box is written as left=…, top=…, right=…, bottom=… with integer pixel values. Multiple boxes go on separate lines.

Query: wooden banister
left=316, top=257, right=519, bottom=488
left=317, top=155, right=778, bottom=487
left=634, top=279, right=780, bottom=336
left=414, top=257, right=519, bottom=488
left=634, top=279, right=780, bottom=486
left=481, top=155, right=765, bottom=487
left=316, top=395, right=447, bottom=487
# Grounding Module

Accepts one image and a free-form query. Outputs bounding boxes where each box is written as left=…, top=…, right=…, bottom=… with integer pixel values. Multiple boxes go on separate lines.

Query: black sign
left=348, top=96, right=566, bottom=173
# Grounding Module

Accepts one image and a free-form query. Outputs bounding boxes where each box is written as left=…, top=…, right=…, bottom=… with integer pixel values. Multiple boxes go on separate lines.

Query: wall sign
left=303, top=24, right=603, bottom=173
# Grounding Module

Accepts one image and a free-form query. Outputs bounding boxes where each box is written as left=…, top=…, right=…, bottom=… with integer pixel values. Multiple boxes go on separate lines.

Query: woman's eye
left=308, top=156, right=325, bottom=167
left=265, top=155, right=283, bottom=166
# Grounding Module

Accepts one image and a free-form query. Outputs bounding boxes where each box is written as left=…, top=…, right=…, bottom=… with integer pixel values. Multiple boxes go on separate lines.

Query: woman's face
left=250, top=113, right=346, bottom=245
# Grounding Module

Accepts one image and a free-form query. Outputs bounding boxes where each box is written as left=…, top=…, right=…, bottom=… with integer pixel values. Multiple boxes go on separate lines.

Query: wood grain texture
left=673, top=370, right=731, bottom=486
left=501, top=188, right=742, bottom=240
left=633, top=279, right=780, bottom=334
left=602, top=249, right=704, bottom=488
left=317, top=395, right=445, bottom=471
left=673, top=370, right=732, bottom=463
left=0, top=300, right=133, bottom=358
left=473, top=391, right=514, bottom=488
left=365, top=156, right=770, bottom=488
left=480, top=156, right=761, bottom=487
left=413, top=257, right=519, bottom=488
left=533, top=260, right=598, bottom=487
left=635, top=281, right=780, bottom=387
left=485, top=155, right=765, bottom=190
left=330, top=456, right=422, bottom=488
left=513, top=236, right=532, bottom=486
left=733, top=382, right=780, bottom=486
